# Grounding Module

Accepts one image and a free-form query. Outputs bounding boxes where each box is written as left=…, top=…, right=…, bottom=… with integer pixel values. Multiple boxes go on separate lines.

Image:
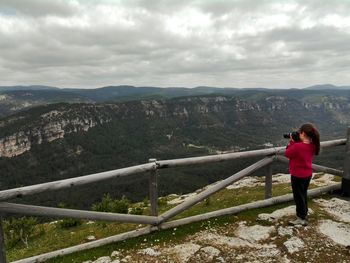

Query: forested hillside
left=0, top=91, right=349, bottom=209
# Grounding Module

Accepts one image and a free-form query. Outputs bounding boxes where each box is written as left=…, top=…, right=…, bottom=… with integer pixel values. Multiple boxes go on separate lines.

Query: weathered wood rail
left=0, top=130, right=349, bottom=263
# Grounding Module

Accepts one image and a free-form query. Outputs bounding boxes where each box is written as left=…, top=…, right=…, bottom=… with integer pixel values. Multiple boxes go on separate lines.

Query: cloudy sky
left=0, top=0, right=350, bottom=89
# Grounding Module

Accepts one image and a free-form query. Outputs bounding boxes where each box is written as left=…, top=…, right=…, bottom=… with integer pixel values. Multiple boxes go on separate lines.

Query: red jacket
left=285, top=141, right=315, bottom=178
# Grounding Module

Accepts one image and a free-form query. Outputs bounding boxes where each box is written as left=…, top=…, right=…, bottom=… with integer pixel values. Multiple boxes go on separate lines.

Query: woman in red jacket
left=285, top=123, right=320, bottom=226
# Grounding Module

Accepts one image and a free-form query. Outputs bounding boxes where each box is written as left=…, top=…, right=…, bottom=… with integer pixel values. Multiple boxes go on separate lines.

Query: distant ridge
left=304, top=84, right=350, bottom=90
left=1, top=84, right=350, bottom=117
left=0, top=85, right=59, bottom=91
left=2, top=84, right=350, bottom=92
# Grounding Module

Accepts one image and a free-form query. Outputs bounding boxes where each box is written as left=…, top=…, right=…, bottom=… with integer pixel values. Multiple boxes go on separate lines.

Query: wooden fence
left=0, top=130, right=349, bottom=263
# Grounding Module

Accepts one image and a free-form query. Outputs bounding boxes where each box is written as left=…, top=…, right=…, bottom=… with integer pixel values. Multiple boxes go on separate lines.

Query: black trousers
left=291, top=175, right=311, bottom=220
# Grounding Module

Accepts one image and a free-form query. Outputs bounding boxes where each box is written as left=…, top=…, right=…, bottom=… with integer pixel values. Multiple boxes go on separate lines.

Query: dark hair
left=300, top=123, right=320, bottom=155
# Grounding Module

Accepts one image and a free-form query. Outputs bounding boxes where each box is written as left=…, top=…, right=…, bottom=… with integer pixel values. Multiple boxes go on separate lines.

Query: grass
left=5, top=176, right=339, bottom=262
left=6, top=221, right=140, bottom=261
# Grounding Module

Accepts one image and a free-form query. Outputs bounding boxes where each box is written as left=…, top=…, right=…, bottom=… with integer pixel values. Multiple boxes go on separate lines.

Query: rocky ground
left=82, top=174, right=350, bottom=263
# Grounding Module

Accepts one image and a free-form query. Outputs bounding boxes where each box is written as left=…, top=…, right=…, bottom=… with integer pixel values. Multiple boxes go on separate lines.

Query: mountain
left=0, top=85, right=60, bottom=91
left=1, top=84, right=350, bottom=117
left=0, top=85, right=240, bottom=116
left=62, top=85, right=160, bottom=102
left=63, top=85, right=243, bottom=102
left=0, top=90, right=92, bottom=117
left=304, top=84, right=350, bottom=90
left=0, top=91, right=349, bottom=208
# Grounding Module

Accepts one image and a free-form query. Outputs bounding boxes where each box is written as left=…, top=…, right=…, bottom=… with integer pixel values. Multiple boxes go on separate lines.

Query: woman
left=285, top=123, right=320, bottom=226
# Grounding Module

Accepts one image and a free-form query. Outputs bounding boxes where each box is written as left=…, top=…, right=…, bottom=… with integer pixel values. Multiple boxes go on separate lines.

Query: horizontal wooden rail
left=156, top=147, right=284, bottom=169
left=275, top=155, right=344, bottom=177
left=156, top=139, right=346, bottom=169
left=159, top=156, right=274, bottom=223
left=0, top=163, right=154, bottom=201
left=0, top=203, right=158, bottom=225
left=320, top=138, right=347, bottom=148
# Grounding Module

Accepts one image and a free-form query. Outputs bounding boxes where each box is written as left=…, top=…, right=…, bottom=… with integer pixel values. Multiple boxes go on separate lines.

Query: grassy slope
left=6, top=174, right=342, bottom=262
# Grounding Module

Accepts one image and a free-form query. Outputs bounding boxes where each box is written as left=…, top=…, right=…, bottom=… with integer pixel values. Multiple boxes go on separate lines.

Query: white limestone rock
left=200, top=246, right=221, bottom=260
left=164, top=243, right=201, bottom=262
left=138, top=247, right=161, bottom=256
left=311, top=173, right=337, bottom=186
left=93, top=256, right=112, bottom=263
left=277, top=226, right=294, bottom=237
left=195, top=232, right=253, bottom=248
left=318, top=219, right=350, bottom=247
left=120, top=255, right=131, bottom=262
left=235, top=222, right=275, bottom=242
left=110, top=251, right=121, bottom=258
left=314, top=198, right=350, bottom=223
left=85, top=235, right=96, bottom=241
left=258, top=206, right=313, bottom=222
left=283, top=237, right=304, bottom=254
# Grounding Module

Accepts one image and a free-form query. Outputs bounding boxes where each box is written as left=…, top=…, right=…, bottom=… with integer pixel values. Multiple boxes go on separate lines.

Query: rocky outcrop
left=0, top=109, right=111, bottom=157
left=0, top=131, right=31, bottom=157
left=302, top=95, right=350, bottom=124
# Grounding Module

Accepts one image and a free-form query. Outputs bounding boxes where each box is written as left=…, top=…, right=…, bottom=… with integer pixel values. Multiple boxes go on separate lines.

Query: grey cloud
left=1, top=0, right=350, bottom=88
left=265, top=26, right=350, bottom=50
left=198, top=0, right=273, bottom=15
left=300, top=0, right=350, bottom=17
left=130, top=0, right=196, bottom=14
left=0, top=0, right=77, bottom=17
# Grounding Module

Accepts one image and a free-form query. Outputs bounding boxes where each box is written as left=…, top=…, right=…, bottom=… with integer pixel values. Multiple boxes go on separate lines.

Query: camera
left=283, top=131, right=300, bottom=142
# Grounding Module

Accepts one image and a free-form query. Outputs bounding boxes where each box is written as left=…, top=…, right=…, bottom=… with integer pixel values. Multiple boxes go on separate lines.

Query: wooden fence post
left=0, top=215, right=7, bottom=263
left=265, top=164, right=272, bottom=199
left=342, top=127, right=350, bottom=196
left=148, top=159, right=158, bottom=217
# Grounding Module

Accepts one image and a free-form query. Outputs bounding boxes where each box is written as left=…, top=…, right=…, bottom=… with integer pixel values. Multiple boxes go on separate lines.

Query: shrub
left=129, top=206, right=144, bottom=215
left=57, top=203, right=82, bottom=229
left=58, top=218, right=82, bottom=229
left=92, top=194, right=130, bottom=214
left=142, top=197, right=149, bottom=207
left=157, top=197, right=168, bottom=207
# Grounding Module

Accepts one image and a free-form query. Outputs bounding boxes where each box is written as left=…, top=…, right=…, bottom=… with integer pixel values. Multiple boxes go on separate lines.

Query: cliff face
left=0, top=94, right=350, bottom=158
left=0, top=120, right=102, bottom=157
left=0, top=106, right=112, bottom=157
left=302, top=95, right=350, bottom=124
left=0, top=132, right=31, bottom=157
